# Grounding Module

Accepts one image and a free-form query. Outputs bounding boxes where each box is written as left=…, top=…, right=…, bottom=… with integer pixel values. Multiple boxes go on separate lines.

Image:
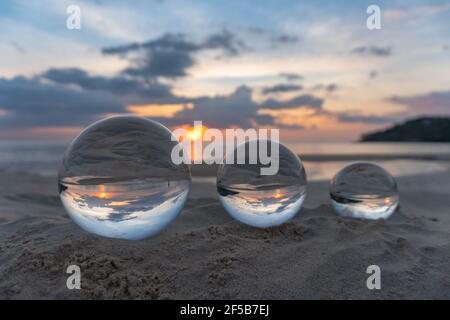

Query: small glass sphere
left=217, top=140, right=307, bottom=228
left=329, top=162, right=399, bottom=220
left=58, top=115, right=190, bottom=240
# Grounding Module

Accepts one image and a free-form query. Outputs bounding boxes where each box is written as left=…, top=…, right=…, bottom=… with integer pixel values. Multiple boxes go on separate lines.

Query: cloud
left=335, top=90, right=450, bottom=126
left=153, top=86, right=322, bottom=128
left=244, top=26, right=299, bottom=47
left=42, top=68, right=174, bottom=101
left=336, top=112, right=392, bottom=124
left=0, top=70, right=402, bottom=137
left=272, top=34, right=299, bottom=44
left=0, top=20, right=324, bottom=137
left=102, top=33, right=197, bottom=79
left=2, top=23, right=422, bottom=140
left=262, top=83, right=303, bottom=94
left=159, top=86, right=262, bottom=128
left=389, top=90, right=450, bottom=115
left=0, top=71, right=323, bottom=133
left=331, top=90, right=450, bottom=125
left=0, top=76, right=124, bottom=129
left=202, top=30, right=247, bottom=56
left=312, top=83, right=338, bottom=92
left=369, top=70, right=378, bottom=79
left=351, top=46, right=392, bottom=57
left=325, top=83, right=338, bottom=92
left=102, top=31, right=246, bottom=79
left=279, top=73, right=303, bottom=81
left=261, top=94, right=323, bottom=110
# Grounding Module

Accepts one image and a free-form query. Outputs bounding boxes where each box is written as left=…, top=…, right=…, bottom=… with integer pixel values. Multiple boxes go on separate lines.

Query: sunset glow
left=127, top=103, right=193, bottom=118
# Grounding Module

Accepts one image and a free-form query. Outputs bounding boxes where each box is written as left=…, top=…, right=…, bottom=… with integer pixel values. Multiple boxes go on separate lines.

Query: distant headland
left=360, top=117, right=450, bottom=142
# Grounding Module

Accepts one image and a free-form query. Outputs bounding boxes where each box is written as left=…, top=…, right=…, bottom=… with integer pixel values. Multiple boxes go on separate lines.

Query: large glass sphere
left=217, top=140, right=307, bottom=228
left=329, top=162, right=399, bottom=220
left=58, top=115, right=190, bottom=240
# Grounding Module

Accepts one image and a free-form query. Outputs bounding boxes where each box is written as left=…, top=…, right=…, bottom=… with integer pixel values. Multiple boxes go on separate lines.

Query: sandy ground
left=0, top=168, right=449, bottom=299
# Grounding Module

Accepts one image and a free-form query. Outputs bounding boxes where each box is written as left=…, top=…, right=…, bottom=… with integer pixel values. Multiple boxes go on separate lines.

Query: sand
left=0, top=168, right=449, bottom=299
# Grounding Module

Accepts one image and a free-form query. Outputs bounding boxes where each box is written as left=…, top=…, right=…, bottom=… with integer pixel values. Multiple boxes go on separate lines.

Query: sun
left=274, top=190, right=282, bottom=199
left=97, top=185, right=109, bottom=199
left=99, top=192, right=108, bottom=199
left=186, top=125, right=207, bottom=141
left=188, top=129, right=200, bottom=141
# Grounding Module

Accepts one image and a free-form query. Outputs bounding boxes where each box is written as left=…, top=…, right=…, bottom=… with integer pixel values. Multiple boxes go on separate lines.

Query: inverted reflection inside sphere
left=217, top=140, right=307, bottom=228
left=329, top=162, right=399, bottom=220
left=58, top=116, right=190, bottom=240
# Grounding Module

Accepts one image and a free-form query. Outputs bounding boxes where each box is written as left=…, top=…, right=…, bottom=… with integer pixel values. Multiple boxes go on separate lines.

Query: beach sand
left=0, top=168, right=449, bottom=299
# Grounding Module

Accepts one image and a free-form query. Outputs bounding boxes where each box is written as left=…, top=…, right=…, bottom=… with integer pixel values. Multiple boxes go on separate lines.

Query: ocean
left=1, top=141, right=449, bottom=181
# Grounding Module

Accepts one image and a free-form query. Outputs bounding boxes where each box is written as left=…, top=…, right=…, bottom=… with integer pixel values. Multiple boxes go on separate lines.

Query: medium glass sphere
left=217, top=140, right=307, bottom=228
left=58, top=115, right=190, bottom=240
left=329, top=162, right=399, bottom=220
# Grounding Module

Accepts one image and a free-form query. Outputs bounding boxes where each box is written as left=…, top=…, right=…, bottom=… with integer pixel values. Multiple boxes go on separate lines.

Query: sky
left=0, top=0, right=449, bottom=142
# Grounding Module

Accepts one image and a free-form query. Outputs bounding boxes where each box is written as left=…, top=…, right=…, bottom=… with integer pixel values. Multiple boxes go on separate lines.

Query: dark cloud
left=369, top=70, right=378, bottom=79
left=102, top=31, right=246, bottom=79
left=279, top=73, right=303, bottom=81
left=103, top=34, right=197, bottom=79
left=159, top=86, right=263, bottom=128
left=262, top=83, right=303, bottom=94
left=261, top=94, right=323, bottom=110
left=0, top=69, right=400, bottom=134
left=203, top=30, right=247, bottom=56
left=351, top=46, right=392, bottom=57
left=102, top=33, right=197, bottom=55
left=42, top=68, right=174, bottom=100
left=0, top=76, right=124, bottom=129
left=0, top=72, right=322, bottom=132
left=152, top=86, right=321, bottom=128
